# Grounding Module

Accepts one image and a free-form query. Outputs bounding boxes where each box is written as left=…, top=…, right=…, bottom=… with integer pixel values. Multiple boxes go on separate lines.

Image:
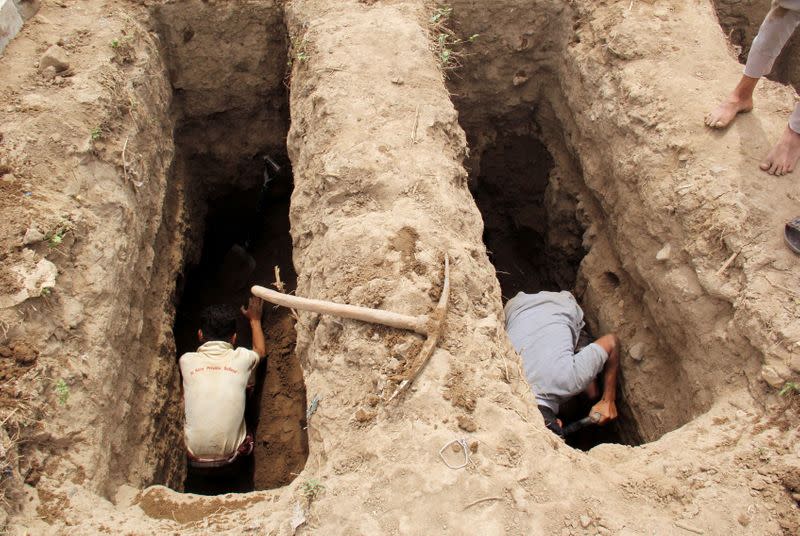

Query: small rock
left=789, top=353, right=800, bottom=374
left=12, top=343, right=38, bottom=365
left=390, top=77, right=404, bottom=85
left=365, top=394, right=380, bottom=407
left=737, top=513, right=750, bottom=527
left=39, top=45, right=70, bottom=73
left=354, top=408, right=376, bottom=423
left=791, top=492, right=800, bottom=502
left=456, top=415, right=477, bottom=433
left=579, top=515, right=592, bottom=529
left=750, top=478, right=767, bottom=491
left=512, top=71, right=529, bottom=86
left=709, top=164, right=726, bottom=176
left=469, top=440, right=479, bottom=453
left=628, top=342, right=645, bottom=362
left=760, top=365, right=787, bottom=389
left=41, top=65, right=57, bottom=80
left=656, top=243, right=671, bottom=261
left=23, top=226, right=44, bottom=245
left=17, top=0, right=42, bottom=21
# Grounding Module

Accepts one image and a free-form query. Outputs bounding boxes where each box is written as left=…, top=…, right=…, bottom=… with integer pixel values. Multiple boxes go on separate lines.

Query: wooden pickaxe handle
left=250, top=285, right=429, bottom=335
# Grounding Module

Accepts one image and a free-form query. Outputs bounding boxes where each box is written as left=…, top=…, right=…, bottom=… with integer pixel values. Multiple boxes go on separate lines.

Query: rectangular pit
left=149, top=0, right=308, bottom=493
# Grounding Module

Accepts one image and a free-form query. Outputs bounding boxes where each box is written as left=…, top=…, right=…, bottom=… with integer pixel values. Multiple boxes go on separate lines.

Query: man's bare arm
left=590, top=334, right=619, bottom=425
left=241, top=296, right=267, bottom=358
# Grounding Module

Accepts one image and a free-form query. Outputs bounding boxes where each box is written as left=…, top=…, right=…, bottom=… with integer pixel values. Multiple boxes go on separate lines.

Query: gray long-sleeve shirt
left=504, top=291, right=608, bottom=413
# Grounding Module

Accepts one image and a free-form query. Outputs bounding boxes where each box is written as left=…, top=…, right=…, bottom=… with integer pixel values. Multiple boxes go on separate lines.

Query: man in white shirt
left=179, top=296, right=267, bottom=466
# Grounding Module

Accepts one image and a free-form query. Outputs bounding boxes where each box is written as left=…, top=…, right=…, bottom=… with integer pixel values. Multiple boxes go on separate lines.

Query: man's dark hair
left=199, top=304, right=238, bottom=341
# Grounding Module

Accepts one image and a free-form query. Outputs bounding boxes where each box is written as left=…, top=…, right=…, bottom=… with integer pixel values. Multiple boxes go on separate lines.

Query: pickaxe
left=251, top=254, right=450, bottom=402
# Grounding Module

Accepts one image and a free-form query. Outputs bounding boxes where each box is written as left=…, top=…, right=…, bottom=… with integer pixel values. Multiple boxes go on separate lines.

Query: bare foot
left=704, top=95, right=753, bottom=129
left=760, top=126, right=800, bottom=176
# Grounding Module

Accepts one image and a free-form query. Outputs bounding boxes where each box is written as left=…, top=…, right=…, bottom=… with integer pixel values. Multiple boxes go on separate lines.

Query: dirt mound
left=0, top=0, right=797, bottom=534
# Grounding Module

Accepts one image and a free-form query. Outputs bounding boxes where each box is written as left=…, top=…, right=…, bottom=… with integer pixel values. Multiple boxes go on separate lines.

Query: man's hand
left=241, top=296, right=264, bottom=323
left=243, top=296, right=267, bottom=358
left=590, top=399, right=617, bottom=425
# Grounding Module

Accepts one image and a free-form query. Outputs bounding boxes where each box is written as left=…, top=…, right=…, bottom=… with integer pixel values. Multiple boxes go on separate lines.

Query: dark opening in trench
left=173, top=162, right=308, bottom=495
left=470, top=129, right=641, bottom=450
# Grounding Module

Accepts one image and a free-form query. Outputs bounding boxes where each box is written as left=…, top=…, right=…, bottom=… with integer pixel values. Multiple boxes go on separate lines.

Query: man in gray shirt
left=504, top=291, right=620, bottom=436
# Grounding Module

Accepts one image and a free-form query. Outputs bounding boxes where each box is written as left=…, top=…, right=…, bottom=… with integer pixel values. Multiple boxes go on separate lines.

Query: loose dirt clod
left=38, top=45, right=69, bottom=72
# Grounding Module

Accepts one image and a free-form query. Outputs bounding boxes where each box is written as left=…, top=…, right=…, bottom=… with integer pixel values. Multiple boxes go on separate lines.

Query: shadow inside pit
left=174, top=167, right=308, bottom=495
left=471, top=130, right=640, bottom=451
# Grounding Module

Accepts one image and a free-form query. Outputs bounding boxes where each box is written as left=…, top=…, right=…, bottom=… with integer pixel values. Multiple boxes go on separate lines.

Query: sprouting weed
left=288, top=37, right=310, bottom=68
left=430, top=7, right=452, bottom=23
left=110, top=39, right=120, bottom=49
left=48, top=222, right=71, bottom=247
left=55, top=379, right=69, bottom=405
left=429, top=6, right=476, bottom=71
left=302, top=478, right=325, bottom=501
left=90, top=127, right=102, bottom=141
left=779, top=381, right=799, bottom=397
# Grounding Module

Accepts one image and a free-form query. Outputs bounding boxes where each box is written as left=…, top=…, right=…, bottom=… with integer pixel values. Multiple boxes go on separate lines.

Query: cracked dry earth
left=0, top=0, right=798, bottom=535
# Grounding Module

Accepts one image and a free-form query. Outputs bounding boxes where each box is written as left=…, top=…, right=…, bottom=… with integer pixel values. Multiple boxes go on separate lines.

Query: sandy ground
left=0, top=0, right=797, bottom=534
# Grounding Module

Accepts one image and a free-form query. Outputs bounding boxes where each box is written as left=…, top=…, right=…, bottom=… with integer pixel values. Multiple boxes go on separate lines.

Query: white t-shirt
left=179, top=341, right=260, bottom=458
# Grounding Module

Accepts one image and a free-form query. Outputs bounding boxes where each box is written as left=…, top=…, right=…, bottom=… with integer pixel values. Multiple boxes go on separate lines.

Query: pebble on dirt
left=628, top=342, right=645, bottom=362
left=457, top=414, right=477, bottom=432
left=38, top=44, right=69, bottom=72
left=22, top=225, right=44, bottom=245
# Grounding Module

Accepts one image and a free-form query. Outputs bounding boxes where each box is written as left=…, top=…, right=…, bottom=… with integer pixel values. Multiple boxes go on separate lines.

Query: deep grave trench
left=173, top=167, right=308, bottom=495
left=151, top=2, right=308, bottom=494
left=469, top=126, right=642, bottom=450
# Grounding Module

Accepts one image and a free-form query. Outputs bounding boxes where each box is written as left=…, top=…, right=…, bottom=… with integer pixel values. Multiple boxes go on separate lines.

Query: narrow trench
left=468, top=126, right=642, bottom=450
left=173, top=165, right=308, bottom=494
left=151, top=2, right=308, bottom=495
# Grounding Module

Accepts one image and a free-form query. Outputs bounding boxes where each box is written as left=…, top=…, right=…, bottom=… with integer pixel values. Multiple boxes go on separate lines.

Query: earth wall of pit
left=448, top=0, right=799, bottom=441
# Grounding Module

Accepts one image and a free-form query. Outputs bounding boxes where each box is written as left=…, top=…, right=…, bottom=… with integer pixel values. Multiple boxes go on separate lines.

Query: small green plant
left=90, top=127, right=102, bottom=141
left=287, top=37, right=310, bottom=69
left=430, top=6, right=452, bottom=23
left=110, top=38, right=120, bottom=49
left=48, top=221, right=72, bottom=247
left=428, top=6, right=477, bottom=72
left=49, top=230, right=65, bottom=247
left=779, top=381, right=800, bottom=397
left=55, top=379, right=69, bottom=405
left=302, top=478, right=325, bottom=501
left=40, top=287, right=52, bottom=297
